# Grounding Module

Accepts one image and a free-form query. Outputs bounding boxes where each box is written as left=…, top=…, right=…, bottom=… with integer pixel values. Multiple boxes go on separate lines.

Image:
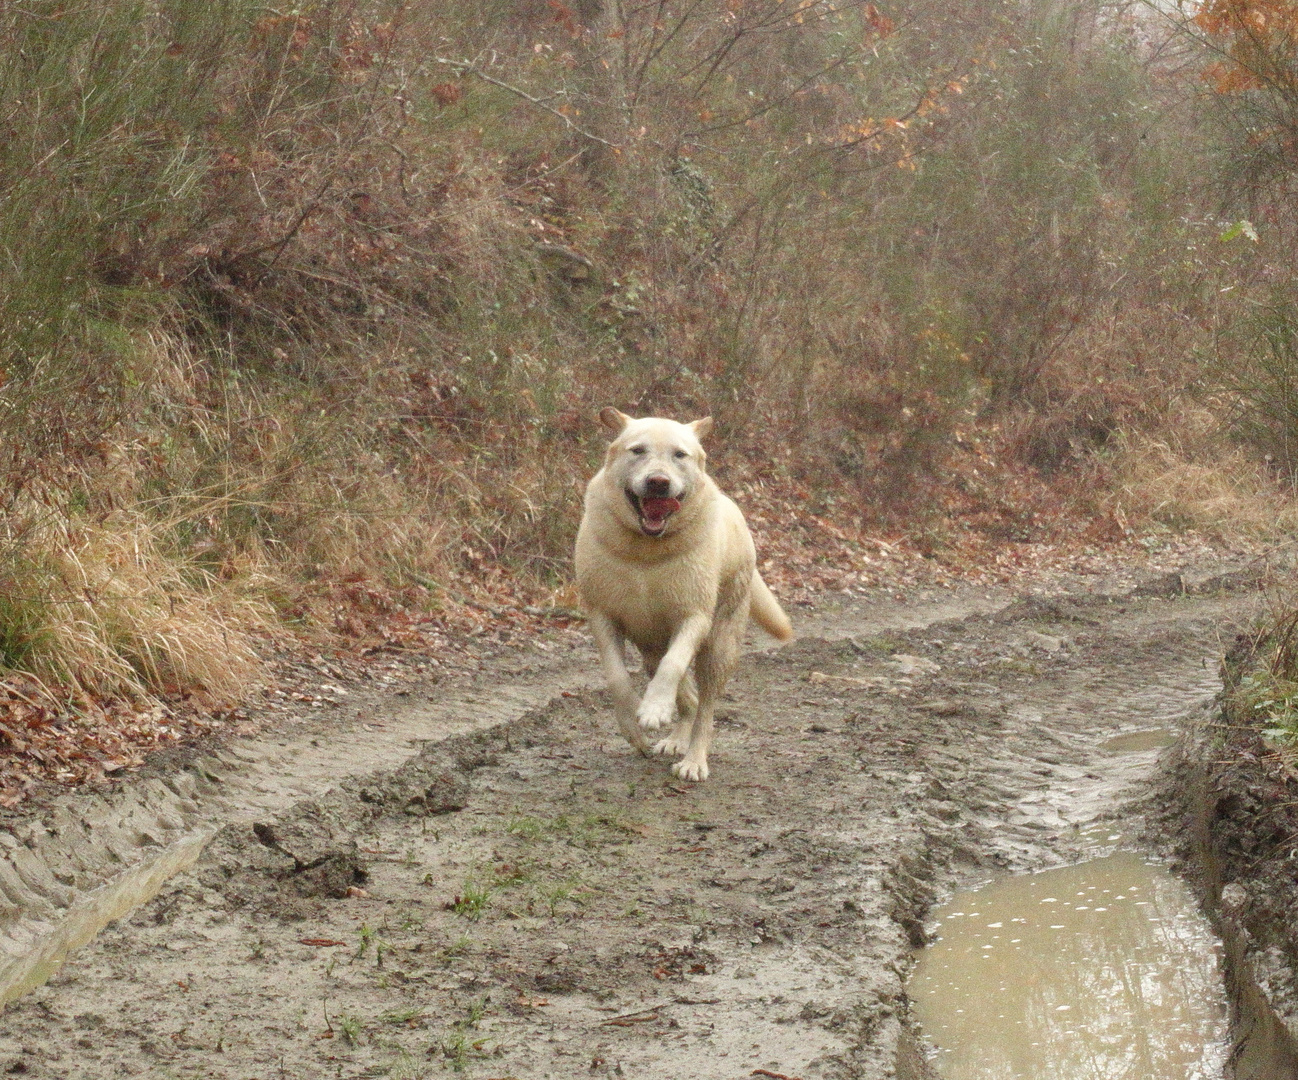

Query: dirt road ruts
left=0, top=570, right=1265, bottom=1079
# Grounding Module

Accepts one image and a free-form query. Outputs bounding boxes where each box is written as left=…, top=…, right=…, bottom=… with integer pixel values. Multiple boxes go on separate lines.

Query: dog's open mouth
left=626, top=491, right=681, bottom=536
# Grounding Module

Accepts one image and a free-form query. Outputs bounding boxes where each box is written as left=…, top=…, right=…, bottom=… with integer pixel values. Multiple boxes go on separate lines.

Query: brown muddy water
left=1100, top=728, right=1177, bottom=754
left=909, top=851, right=1229, bottom=1080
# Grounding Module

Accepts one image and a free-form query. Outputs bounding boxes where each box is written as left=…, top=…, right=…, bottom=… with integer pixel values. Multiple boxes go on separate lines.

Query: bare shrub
left=1103, top=401, right=1298, bottom=537
left=0, top=0, right=1275, bottom=720
left=1212, top=298, right=1298, bottom=479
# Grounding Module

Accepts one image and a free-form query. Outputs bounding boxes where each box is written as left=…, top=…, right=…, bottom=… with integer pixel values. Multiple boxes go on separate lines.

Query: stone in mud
left=251, top=805, right=367, bottom=900
left=1023, top=630, right=1064, bottom=652
left=1221, top=881, right=1249, bottom=913
left=357, top=757, right=470, bottom=816
left=890, top=654, right=940, bottom=676
left=915, top=699, right=963, bottom=716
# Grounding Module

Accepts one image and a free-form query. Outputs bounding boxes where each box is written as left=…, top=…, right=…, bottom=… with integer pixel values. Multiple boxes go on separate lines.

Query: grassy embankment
left=0, top=0, right=1295, bottom=799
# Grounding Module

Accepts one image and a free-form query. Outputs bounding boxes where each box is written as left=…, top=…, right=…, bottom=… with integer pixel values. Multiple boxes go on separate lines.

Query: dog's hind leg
left=676, top=669, right=699, bottom=719
left=588, top=612, right=650, bottom=756
left=653, top=670, right=696, bottom=757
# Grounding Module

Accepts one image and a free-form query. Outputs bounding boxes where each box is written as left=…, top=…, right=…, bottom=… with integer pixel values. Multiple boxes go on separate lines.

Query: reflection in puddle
left=909, top=852, right=1229, bottom=1079
left=1101, top=728, right=1176, bottom=754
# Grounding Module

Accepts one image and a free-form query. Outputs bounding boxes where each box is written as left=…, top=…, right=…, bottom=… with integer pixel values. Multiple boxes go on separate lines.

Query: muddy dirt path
left=0, top=566, right=1269, bottom=1079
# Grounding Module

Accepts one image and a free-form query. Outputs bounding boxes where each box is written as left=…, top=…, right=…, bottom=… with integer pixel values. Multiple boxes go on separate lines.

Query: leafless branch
left=435, top=56, right=622, bottom=149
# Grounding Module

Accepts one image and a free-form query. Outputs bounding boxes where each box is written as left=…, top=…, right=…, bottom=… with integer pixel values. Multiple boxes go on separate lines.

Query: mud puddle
left=0, top=575, right=1268, bottom=1079
left=1100, top=728, right=1177, bottom=754
left=910, top=851, right=1229, bottom=1079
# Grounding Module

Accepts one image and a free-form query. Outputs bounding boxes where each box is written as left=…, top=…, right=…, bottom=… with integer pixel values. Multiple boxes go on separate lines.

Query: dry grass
left=0, top=0, right=1293, bottom=812
left=0, top=503, right=270, bottom=702
left=1104, top=402, right=1298, bottom=539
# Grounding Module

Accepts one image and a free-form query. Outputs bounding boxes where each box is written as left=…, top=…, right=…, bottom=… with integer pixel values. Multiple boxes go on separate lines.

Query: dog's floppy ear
left=598, top=407, right=632, bottom=434
left=690, top=416, right=714, bottom=439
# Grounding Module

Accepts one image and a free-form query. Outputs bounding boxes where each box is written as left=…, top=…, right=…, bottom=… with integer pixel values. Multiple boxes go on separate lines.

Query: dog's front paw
left=652, top=735, right=691, bottom=756
left=637, top=697, right=675, bottom=731
left=671, top=758, right=709, bottom=782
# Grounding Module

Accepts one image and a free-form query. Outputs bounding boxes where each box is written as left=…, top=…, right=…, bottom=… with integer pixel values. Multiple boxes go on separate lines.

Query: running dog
left=574, top=408, right=793, bottom=781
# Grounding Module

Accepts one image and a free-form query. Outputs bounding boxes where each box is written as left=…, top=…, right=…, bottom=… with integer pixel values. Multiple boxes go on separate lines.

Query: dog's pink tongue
left=641, top=496, right=680, bottom=526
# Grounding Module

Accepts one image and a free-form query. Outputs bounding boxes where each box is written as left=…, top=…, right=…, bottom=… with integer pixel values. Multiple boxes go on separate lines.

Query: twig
left=600, top=1006, right=663, bottom=1026
left=434, top=56, right=621, bottom=149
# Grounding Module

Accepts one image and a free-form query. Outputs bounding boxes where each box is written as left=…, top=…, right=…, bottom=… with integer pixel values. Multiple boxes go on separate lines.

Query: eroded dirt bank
left=0, top=574, right=1270, bottom=1079
left=1154, top=641, right=1298, bottom=1079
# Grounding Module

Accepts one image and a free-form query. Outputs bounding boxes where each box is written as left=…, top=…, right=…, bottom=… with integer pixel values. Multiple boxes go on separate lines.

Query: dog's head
left=597, top=407, right=713, bottom=538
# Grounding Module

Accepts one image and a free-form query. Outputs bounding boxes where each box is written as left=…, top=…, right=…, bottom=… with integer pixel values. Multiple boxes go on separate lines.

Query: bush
left=1213, top=298, right=1298, bottom=477
left=0, top=0, right=1268, bottom=709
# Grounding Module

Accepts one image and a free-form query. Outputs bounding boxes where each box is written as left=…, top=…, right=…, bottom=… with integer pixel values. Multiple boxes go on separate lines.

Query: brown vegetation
left=0, top=0, right=1297, bottom=804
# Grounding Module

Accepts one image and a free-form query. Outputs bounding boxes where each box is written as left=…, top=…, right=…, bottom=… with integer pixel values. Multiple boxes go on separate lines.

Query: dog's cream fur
left=574, top=408, right=792, bottom=781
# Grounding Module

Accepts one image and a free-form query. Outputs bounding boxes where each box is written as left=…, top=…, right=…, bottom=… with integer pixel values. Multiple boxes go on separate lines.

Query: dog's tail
left=750, top=572, right=793, bottom=641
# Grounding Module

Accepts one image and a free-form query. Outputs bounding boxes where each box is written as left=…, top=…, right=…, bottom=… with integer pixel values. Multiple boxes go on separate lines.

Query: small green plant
left=685, top=902, right=710, bottom=926
left=1239, top=673, right=1298, bottom=746
left=440, top=1030, right=470, bottom=1073
left=388, top=1049, right=428, bottom=1080
left=538, top=879, right=582, bottom=918
left=355, top=924, right=377, bottom=959
left=505, top=814, right=545, bottom=840
left=338, top=1013, right=363, bottom=1046
left=449, top=876, right=493, bottom=920
left=438, top=996, right=491, bottom=1072
left=380, top=1005, right=426, bottom=1027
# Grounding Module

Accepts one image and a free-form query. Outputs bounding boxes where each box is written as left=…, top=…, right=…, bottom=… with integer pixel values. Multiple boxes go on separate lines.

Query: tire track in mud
left=0, top=588, right=1010, bottom=1010
left=0, top=576, right=1267, bottom=1079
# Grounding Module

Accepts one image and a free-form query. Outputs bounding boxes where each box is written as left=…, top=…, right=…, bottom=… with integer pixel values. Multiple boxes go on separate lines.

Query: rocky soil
left=0, top=563, right=1278, bottom=1080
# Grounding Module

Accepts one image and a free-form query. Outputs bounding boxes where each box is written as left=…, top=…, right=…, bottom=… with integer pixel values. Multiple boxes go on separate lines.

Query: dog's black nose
left=644, top=475, right=671, bottom=497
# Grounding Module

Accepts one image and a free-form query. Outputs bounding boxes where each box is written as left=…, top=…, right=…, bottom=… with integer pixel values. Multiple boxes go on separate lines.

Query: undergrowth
left=1223, top=601, right=1298, bottom=774
left=0, top=0, right=1295, bottom=801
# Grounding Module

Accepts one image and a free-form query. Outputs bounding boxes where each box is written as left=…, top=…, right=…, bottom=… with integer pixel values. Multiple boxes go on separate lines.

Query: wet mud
left=1153, top=653, right=1298, bottom=1080
left=0, top=567, right=1276, bottom=1079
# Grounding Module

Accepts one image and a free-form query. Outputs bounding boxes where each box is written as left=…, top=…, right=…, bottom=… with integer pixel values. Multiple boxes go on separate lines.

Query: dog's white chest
left=588, top=554, right=711, bottom=644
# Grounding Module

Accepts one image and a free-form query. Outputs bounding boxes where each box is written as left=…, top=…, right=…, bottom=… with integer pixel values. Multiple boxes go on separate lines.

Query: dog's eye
left=673, top=450, right=688, bottom=459
left=628, top=446, right=646, bottom=455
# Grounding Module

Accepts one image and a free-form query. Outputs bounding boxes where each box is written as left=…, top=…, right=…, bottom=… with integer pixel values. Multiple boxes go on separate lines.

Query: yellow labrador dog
left=575, top=408, right=792, bottom=781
